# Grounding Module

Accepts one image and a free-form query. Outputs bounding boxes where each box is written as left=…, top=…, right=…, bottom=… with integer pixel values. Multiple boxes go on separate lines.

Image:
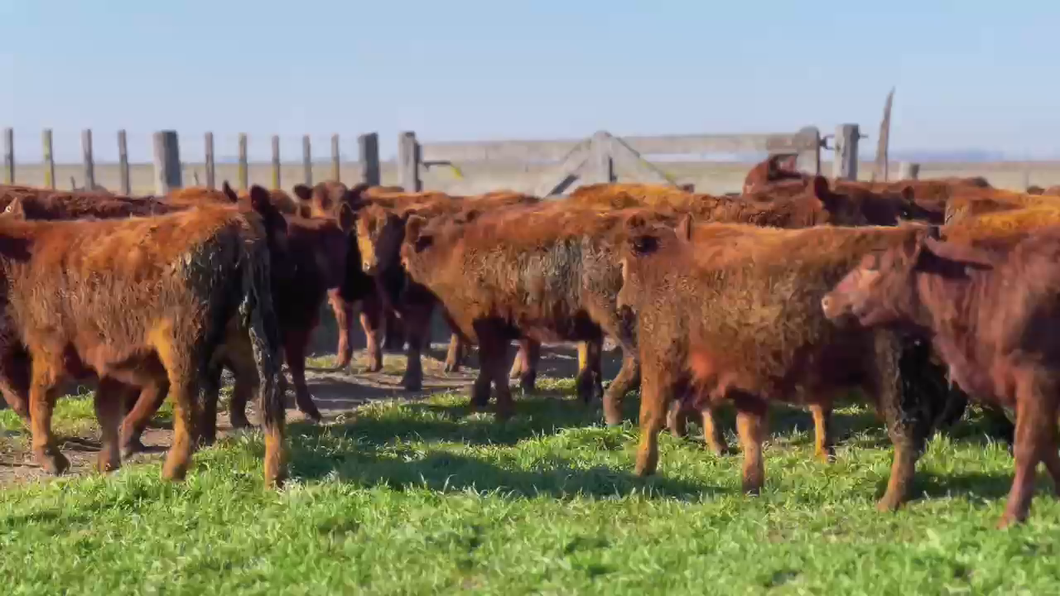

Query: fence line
left=1, top=125, right=891, bottom=194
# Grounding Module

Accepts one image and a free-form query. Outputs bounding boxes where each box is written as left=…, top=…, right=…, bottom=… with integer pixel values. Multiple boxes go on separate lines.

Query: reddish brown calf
left=822, top=225, right=1060, bottom=527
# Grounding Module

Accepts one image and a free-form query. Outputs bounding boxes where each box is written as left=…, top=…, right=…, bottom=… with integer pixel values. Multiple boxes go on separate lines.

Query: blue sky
left=2, top=0, right=1058, bottom=162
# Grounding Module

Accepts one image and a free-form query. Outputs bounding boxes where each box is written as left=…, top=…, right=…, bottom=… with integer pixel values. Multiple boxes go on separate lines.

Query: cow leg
left=157, top=349, right=202, bottom=482
left=734, top=396, right=768, bottom=495
left=360, top=291, right=385, bottom=372
left=999, top=374, right=1057, bottom=528
left=285, top=328, right=322, bottom=423
left=508, top=340, right=528, bottom=382
left=444, top=333, right=465, bottom=373
left=227, top=362, right=257, bottom=430
left=28, top=358, right=68, bottom=475
left=196, top=362, right=224, bottom=447
left=602, top=343, right=641, bottom=427
left=667, top=398, right=689, bottom=438
left=634, top=360, right=675, bottom=476
left=811, top=403, right=835, bottom=463
left=472, top=321, right=513, bottom=420
left=575, top=338, right=603, bottom=404
left=94, top=378, right=126, bottom=473
left=119, top=375, right=169, bottom=458
left=698, top=403, right=730, bottom=455
left=876, top=332, right=938, bottom=513
left=383, top=311, right=406, bottom=352
left=518, top=339, right=541, bottom=394
left=327, top=289, right=356, bottom=370
left=0, top=349, right=30, bottom=426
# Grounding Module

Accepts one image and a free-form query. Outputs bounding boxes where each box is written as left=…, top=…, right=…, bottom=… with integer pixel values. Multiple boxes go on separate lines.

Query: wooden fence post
left=152, top=130, right=182, bottom=194
left=82, top=129, right=95, bottom=190
left=590, top=131, right=614, bottom=185
left=832, top=123, right=860, bottom=181
left=42, top=129, right=55, bottom=189
left=3, top=128, right=13, bottom=184
left=331, top=134, right=340, bottom=182
left=271, top=135, right=281, bottom=189
left=794, top=126, right=821, bottom=175
left=397, top=131, right=421, bottom=192
left=359, top=132, right=380, bottom=186
left=117, top=129, right=131, bottom=195
left=302, top=134, right=312, bottom=186
left=897, top=162, right=920, bottom=181
left=238, top=133, right=248, bottom=190
left=204, top=132, right=215, bottom=189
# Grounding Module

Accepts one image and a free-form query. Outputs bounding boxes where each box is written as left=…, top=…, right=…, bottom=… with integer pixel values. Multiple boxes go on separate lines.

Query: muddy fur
left=617, top=219, right=946, bottom=511
left=0, top=205, right=287, bottom=486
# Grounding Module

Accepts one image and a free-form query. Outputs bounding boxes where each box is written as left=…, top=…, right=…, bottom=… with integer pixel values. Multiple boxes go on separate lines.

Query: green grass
left=1, top=378, right=1059, bottom=595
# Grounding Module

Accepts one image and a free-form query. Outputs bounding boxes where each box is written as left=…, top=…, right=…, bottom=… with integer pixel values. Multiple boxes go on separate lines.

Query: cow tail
left=239, top=234, right=288, bottom=488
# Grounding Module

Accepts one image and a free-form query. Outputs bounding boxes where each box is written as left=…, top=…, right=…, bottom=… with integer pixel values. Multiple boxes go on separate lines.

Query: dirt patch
left=0, top=341, right=618, bottom=486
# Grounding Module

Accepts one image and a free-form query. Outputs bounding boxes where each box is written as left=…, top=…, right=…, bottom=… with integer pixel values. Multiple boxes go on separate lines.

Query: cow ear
left=900, top=185, right=915, bottom=202
left=292, top=184, right=313, bottom=202
left=810, top=175, right=830, bottom=199
left=405, top=214, right=428, bottom=244
left=675, top=214, right=693, bottom=242
left=624, top=212, right=648, bottom=234
left=3, top=197, right=25, bottom=218
left=336, top=203, right=355, bottom=233
left=222, top=181, right=239, bottom=203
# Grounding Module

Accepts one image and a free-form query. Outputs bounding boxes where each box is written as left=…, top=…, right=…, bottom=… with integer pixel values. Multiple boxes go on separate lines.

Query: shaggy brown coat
left=617, top=218, right=944, bottom=511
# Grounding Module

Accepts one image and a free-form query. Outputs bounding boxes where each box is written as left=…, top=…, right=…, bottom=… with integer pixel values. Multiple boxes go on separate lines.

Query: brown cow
left=741, top=154, right=803, bottom=194
left=0, top=185, right=298, bottom=456
left=617, top=217, right=944, bottom=512
left=356, top=190, right=541, bottom=391
left=0, top=202, right=288, bottom=485
left=943, top=190, right=1060, bottom=226
left=821, top=225, right=1060, bottom=527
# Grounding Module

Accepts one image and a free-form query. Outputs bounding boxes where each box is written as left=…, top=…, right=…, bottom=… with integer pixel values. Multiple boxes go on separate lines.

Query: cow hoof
left=997, top=512, right=1024, bottom=529
left=35, top=450, right=70, bottom=476
left=365, top=362, right=383, bottom=373
left=443, top=361, right=461, bottom=373
left=120, top=438, right=147, bottom=459
left=401, top=373, right=423, bottom=392
left=518, top=372, right=536, bottom=393
left=875, top=497, right=903, bottom=513
left=97, top=452, right=121, bottom=474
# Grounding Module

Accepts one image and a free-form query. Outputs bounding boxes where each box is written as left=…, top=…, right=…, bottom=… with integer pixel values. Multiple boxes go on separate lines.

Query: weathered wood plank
left=302, top=134, right=312, bottom=186
left=331, top=134, right=340, bottom=182
left=271, top=135, right=281, bottom=190
left=82, top=129, right=95, bottom=190
left=117, top=129, right=130, bottom=195
left=204, top=132, right=216, bottom=189
left=872, top=87, right=895, bottom=182
left=3, top=128, right=13, bottom=184
left=589, top=131, right=614, bottom=185
left=152, top=130, right=182, bottom=194
left=397, top=131, right=421, bottom=192
left=608, top=134, right=678, bottom=186
left=897, top=162, right=920, bottom=180
left=42, top=129, right=55, bottom=189
left=359, top=133, right=380, bottom=186
left=531, top=138, right=592, bottom=197
left=833, top=124, right=860, bottom=181
left=238, top=133, right=248, bottom=190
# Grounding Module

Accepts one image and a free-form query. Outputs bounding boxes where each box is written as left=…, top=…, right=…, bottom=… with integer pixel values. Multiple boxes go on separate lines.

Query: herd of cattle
left=2, top=153, right=1060, bottom=529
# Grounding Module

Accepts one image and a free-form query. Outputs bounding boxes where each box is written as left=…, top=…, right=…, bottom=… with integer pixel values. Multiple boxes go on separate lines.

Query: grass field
left=2, top=368, right=1059, bottom=595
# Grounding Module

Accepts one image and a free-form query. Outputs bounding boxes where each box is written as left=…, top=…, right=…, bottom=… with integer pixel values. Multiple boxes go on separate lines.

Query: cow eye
left=631, top=235, right=658, bottom=255
left=414, top=235, right=433, bottom=252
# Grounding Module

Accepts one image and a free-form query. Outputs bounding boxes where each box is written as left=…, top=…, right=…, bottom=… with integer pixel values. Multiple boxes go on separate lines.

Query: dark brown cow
left=0, top=202, right=288, bottom=485
left=821, top=225, right=1060, bottom=527
left=616, top=217, right=943, bottom=511
left=291, top=181, right=411, bottom=366
left=356, top=190, right=541, bottom=391
left=741, top=154, right=803, bottom=194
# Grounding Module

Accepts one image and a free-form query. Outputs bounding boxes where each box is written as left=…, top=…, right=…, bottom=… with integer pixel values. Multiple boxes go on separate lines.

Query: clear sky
left=2, top=0, right=1058, bottom=162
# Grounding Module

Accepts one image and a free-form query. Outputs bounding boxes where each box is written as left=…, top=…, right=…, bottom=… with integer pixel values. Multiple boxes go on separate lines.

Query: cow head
left=821, top=226, right=996, bottom=328
left=243, top=185, right=294, bottom=280
left=293, top=181, right=367, bottom=219
left=305, top=203, right=356, bottom=290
